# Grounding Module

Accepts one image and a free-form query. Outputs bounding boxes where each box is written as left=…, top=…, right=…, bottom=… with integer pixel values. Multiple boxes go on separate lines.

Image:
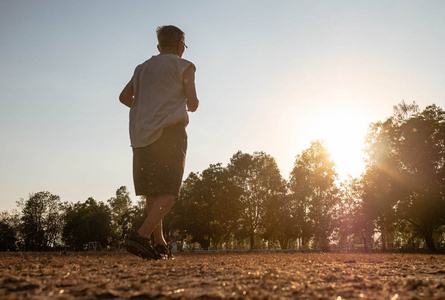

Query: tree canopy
left=2, top=101, right=444, bottom=252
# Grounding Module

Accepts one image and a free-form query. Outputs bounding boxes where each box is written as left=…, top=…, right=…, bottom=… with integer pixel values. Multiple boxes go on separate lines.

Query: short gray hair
left=156, top=25, right=185, bottom=50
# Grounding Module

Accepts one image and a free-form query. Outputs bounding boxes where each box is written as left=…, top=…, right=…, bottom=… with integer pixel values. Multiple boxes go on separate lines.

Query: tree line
left=1, top=101, right=444, bottom=252
left=0, top=187, right=145, bottom=251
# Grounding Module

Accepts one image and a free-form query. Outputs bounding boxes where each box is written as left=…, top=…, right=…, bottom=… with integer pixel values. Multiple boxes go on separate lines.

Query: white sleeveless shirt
left=129, top=54, right=194, bottom=148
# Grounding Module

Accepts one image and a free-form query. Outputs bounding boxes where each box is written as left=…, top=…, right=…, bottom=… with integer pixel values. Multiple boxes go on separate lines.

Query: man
left=119, top=25, right=199, bottom=260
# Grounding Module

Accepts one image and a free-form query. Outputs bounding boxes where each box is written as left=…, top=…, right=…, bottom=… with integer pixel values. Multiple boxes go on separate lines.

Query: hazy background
left=1, top=0, right=444, bottom=211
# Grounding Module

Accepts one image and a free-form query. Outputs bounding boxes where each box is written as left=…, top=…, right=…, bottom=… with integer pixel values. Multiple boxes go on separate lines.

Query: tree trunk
left=250, top=232, right=255, bottom=250
left=361, top=232, right=368, bottom=252
left=381, top=230, right=386, bottom=251
left=423, top=228, right=436, bottom=252
left=302, top=236, right=308, bottom=250
left=201, top=238, right=210, bottom=250
left=318, top=232, right=330, bottom=252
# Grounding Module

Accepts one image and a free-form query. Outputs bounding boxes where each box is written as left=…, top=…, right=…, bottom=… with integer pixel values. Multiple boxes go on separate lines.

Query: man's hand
left=119, top=77, right=134, bottom=108
left=183, top=65, right=199, bottom=112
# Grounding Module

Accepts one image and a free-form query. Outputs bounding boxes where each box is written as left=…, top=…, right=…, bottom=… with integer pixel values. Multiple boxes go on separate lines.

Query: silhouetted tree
left=108, top=186, right=133, bottom=246
left=0, top=221, right=16, bottom=251
left=63, top=197, right=112, bottom=251
left=170, top=164, right=241, bottom=249
left=171, top=172, right=209, bottom=248
left=392, top=103, right=445, bottom=250
left=289, top=141, right=338, bottom=251
left=363, top=101, right=445, bottom=251
left=363, top=114, right=402, bottom=250
left=18, top=191, right=66, bottom=251
left=262, top=193, right=292, bottom=249
left=336, top=177, right=374, bottom=251
left=0, top=211, right=18, bottom=251
left=123, top=197, right=147, bottom=240
left=201, top=164, right=242, bottom=246
left=227, top=151, right=285, bottom=250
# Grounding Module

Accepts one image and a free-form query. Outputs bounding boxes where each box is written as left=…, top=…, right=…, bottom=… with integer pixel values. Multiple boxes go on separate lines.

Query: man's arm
left=183, top=65, right=199, bottom=112
left=119, top=77, right=134, bottom=108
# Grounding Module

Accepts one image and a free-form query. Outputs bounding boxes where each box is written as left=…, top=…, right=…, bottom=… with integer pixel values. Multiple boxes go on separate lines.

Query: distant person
left=119, top=25, right=199, bottom=260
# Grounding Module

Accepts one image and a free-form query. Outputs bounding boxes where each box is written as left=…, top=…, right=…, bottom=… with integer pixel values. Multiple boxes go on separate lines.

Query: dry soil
left=1, top=252, right=445, bottom=299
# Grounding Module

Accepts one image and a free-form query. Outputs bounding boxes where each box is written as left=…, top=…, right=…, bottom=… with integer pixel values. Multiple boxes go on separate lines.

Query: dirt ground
left=1, top=252, right=444, bottom=299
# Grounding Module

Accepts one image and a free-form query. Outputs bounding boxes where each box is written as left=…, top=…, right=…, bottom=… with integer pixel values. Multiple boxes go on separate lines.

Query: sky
left=1, top=0, right=444, bottom=211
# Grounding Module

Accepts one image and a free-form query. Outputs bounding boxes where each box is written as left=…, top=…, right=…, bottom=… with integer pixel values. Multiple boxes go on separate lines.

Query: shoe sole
left=125, top=240, right=158, bottom=260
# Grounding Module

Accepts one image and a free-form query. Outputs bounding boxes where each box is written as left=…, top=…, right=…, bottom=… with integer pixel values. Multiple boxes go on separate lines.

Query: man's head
left=156, top=25, right=187, bottom=57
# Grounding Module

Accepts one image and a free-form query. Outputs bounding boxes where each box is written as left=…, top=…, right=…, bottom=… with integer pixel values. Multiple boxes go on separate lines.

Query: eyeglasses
left=182, top=41, right=188, bottom=49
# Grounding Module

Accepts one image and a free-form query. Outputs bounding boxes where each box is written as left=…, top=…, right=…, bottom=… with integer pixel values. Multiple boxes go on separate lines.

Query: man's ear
left=157, top=45, right=162, bottom=52
left=176, top=41, right=182, bottom=52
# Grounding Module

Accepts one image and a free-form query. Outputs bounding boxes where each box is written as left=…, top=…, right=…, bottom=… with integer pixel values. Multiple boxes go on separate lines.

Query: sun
left=307, top=102, right=369, bottom=179
left=256, top=88, right=371, bottom=180
left=325, top=131, right=366, bottom=179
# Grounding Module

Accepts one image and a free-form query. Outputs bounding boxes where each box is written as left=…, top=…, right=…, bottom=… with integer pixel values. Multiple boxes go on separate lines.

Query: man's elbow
left=188, top=99, right=199, bottom=112
left=119, top=94, right=132, bottom=108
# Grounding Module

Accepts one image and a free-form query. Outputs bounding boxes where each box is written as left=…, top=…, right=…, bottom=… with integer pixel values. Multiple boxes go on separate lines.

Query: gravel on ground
left=1, top=252, right=445, bottom=299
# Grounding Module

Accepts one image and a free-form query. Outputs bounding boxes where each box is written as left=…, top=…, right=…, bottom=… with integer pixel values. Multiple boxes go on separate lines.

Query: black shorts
left=132, top=123, right=187, bottom=198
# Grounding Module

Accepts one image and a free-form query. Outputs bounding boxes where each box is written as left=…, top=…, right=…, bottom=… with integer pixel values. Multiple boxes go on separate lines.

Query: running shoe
left=125, top=240, right=159, bottom=260
left=154, top=244, right=174, bottom=260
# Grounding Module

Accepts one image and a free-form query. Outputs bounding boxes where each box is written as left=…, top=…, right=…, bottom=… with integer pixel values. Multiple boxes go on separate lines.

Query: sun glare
left=306, top=101, right=369, bottom=179
left=326, top=132, right=366, bottom=179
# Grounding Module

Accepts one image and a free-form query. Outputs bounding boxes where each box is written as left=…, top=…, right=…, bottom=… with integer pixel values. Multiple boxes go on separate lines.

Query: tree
left=262, top=193, right=293, bottom=249
left=200, top=164, right=242, bottom=247
left=227, top=151, right=286, bottom=250
left=363, top=101, right=445, bottom=251
left=18, top=191, right=66, bottom=251
left=336, top=177, right=374, bottom=251
left=170, top=164, right=242, bottom=249
left=123, top=197, right=147, bottom=241
left=362, top=117, right=400, bottom=251
left=392, top=103, right=445, bottom=250
left=289, top=141, right=338, bottom=251
left=171, top=172, right=209, bottom=248
left=107, top=186, right=133, bottom=246
left=0, top=222, right=16, bottom=251
left=0, top=211, right=18, bottom=251
left=63, top=197, right=112, bottom=251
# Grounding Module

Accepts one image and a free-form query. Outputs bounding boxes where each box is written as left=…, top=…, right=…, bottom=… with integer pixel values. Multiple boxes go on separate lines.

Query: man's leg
left=137, top=193, right=175, bottom=243
left=142, top=196, right=168, bottom=247
left=152, top=220, right=167, bottom=247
